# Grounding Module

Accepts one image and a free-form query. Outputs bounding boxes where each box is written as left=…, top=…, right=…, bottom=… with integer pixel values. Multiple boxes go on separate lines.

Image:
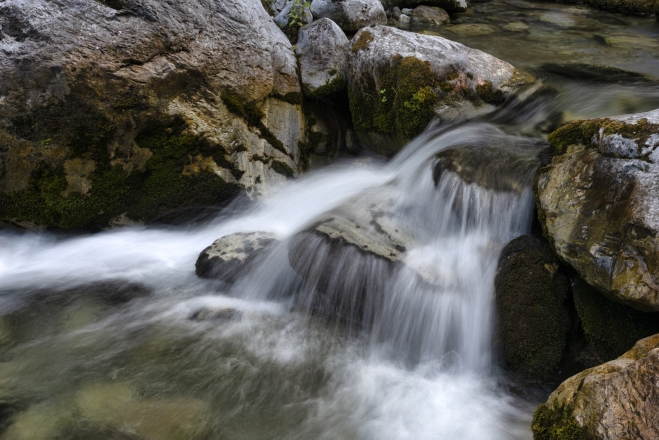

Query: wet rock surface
left=433, top=138, right=544, bottom=193
left=536, top=109, right=659, bottom=311
left=296, top=19, right=350, bottom=100
left=410, top=6, right=451, bottom=25
left=387, top=0, right=468, bottom=13
left=196, top=232, right=279, bottom=283
left=533, top=334, right=659, bottom=440
left=0, top=0, right=305, bottom=229
left=347, top=26, right=533, bottom=146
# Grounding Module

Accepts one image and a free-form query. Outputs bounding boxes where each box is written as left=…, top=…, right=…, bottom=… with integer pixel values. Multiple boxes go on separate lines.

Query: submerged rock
left=0, top=0, right=305, bottom=229
left=296, top=19, right=350, bottom=100
left=536, top=109, right=659, bottom=311
left=196, top=232, right=279, bottom=283
left=388, top=0, right=468, bottom=13
left=494, top=235, right=571, bottom=379
left=347, top=26, right=534, bottom=148
left=189, top=307, right=243, bottom=322
left=410, top=6, right=450, bottom=25
left=309, top=0, right=387, bottom=33
left=532, top=334, right=659, bottom=440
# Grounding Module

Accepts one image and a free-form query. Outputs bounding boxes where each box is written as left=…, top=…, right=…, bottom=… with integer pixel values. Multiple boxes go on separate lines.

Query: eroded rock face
left=347, top=26, right=533, bottom=145
left=196, top=232, right=279, bottom=283
left=0, top=0, right=306, bottom=229
left=494, top=235, right=570, bottom=379
left=532, top=334, right=659, bottom=440
left=296, top=19, right=350, bottom=100
left=309, top=0, right=387, bottom=33
left=536, top=110, right=659, bottom=311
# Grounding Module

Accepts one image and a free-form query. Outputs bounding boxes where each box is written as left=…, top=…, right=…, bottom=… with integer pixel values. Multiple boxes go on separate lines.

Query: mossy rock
left=0, top=115, right=242, bottom=229
left=349, top=55, right=439, bottom=141
left=494, top=235, right=571, bottom=379
left=532, top=403, right=587, bottom=440
left=572, top=279, right=659, bottom=361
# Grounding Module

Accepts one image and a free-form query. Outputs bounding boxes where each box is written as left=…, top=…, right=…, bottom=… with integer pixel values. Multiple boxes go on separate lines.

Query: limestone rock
left=0, top=0, right=305, bottom=229
left=309, top=0, right=387, bottom=33
left=411, top=6, right=450, bottom=25
left=296, top=19, right=350, bottom=100
left=196, top=232, right=279, bottom=283
left=532, top=334, right=659, bottom=440
left=347, top=26, right=533, bottom=144
left=388, top=0, right=468, bottom=13
left=536, top=110, right=659, bottom=311
left=494, top=235, right=570, bottom=379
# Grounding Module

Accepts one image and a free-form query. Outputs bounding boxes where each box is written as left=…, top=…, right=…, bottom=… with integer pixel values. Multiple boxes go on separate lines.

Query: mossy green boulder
left=346, top=26, right=534, bottom=155
left=0, top=0, right=306, bottom=229
left=494, top=235, right=571, bottom=379
left=532, top=334, right=659, bottom=440
left=536, top=110, right=659, bottom=311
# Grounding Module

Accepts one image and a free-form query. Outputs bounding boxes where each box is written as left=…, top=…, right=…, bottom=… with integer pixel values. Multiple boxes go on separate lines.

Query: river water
left=0, top=1, right=657, bottom=439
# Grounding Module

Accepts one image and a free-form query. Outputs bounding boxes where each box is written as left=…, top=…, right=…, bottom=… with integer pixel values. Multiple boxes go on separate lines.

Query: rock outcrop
left=296, top=19, right=350, bottom=100
left=196, top=232, right=279, bottom=283
left=0, top=0, right=306, bottom=229
left=536, top=110, right=659, bottom=311
left=532, top=334, right=659, bottom=440
left=347, top=26, right=533, bottom=148
left=309, top=0, right=387, bottom=33
left=494, top=235, right=571, bottom=379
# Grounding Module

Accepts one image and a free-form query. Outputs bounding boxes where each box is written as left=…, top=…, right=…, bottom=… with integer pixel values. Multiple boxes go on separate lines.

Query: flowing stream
left=0, top=1, right=658, bottom=439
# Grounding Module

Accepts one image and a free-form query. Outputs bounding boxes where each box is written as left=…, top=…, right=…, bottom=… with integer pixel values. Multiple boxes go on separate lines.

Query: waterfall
left=0, top=122, right=541, bottom=440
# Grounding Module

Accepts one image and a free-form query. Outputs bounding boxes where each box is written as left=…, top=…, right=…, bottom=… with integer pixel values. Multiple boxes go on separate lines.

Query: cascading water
left=0, top=122, right=541, bottom=440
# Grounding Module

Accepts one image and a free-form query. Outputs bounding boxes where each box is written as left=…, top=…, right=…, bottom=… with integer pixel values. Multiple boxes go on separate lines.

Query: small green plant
left=288, top=0, right=311, bottom=27
left=380, top=89, right=387, bottom=103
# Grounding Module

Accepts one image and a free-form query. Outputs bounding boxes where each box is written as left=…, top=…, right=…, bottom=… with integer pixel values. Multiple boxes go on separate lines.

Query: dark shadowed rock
left=494, top=235, right=571, bottom=379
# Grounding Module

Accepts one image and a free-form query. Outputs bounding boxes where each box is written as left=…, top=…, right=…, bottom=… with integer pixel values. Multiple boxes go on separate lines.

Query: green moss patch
left=304, top=76, right=347, bottom=101
left=351, top=30, right=374, bottom=53
left=0, top=116, right=241, bottom=229
left=495, top=235, right=570, bottom=379
left=573, top=279, right=659, bottom=361
left=349, top=56, right=439, bottom=140
left=532, top=403, right=586, bottom=440
left=477, top=81, right=506, bottom=105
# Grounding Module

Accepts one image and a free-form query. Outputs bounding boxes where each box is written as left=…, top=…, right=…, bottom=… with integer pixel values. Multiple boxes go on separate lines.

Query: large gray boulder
left=296, top=19, right=350, bottom=100
left=310, top=0, right=387, bottom=33
left=532, top=334, right=659, bottom=440
left=0, top=0, right=305, bottom=229
left=347, top=26, right=533, bottom=147
left=536, top=110, right=659, bottom=311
